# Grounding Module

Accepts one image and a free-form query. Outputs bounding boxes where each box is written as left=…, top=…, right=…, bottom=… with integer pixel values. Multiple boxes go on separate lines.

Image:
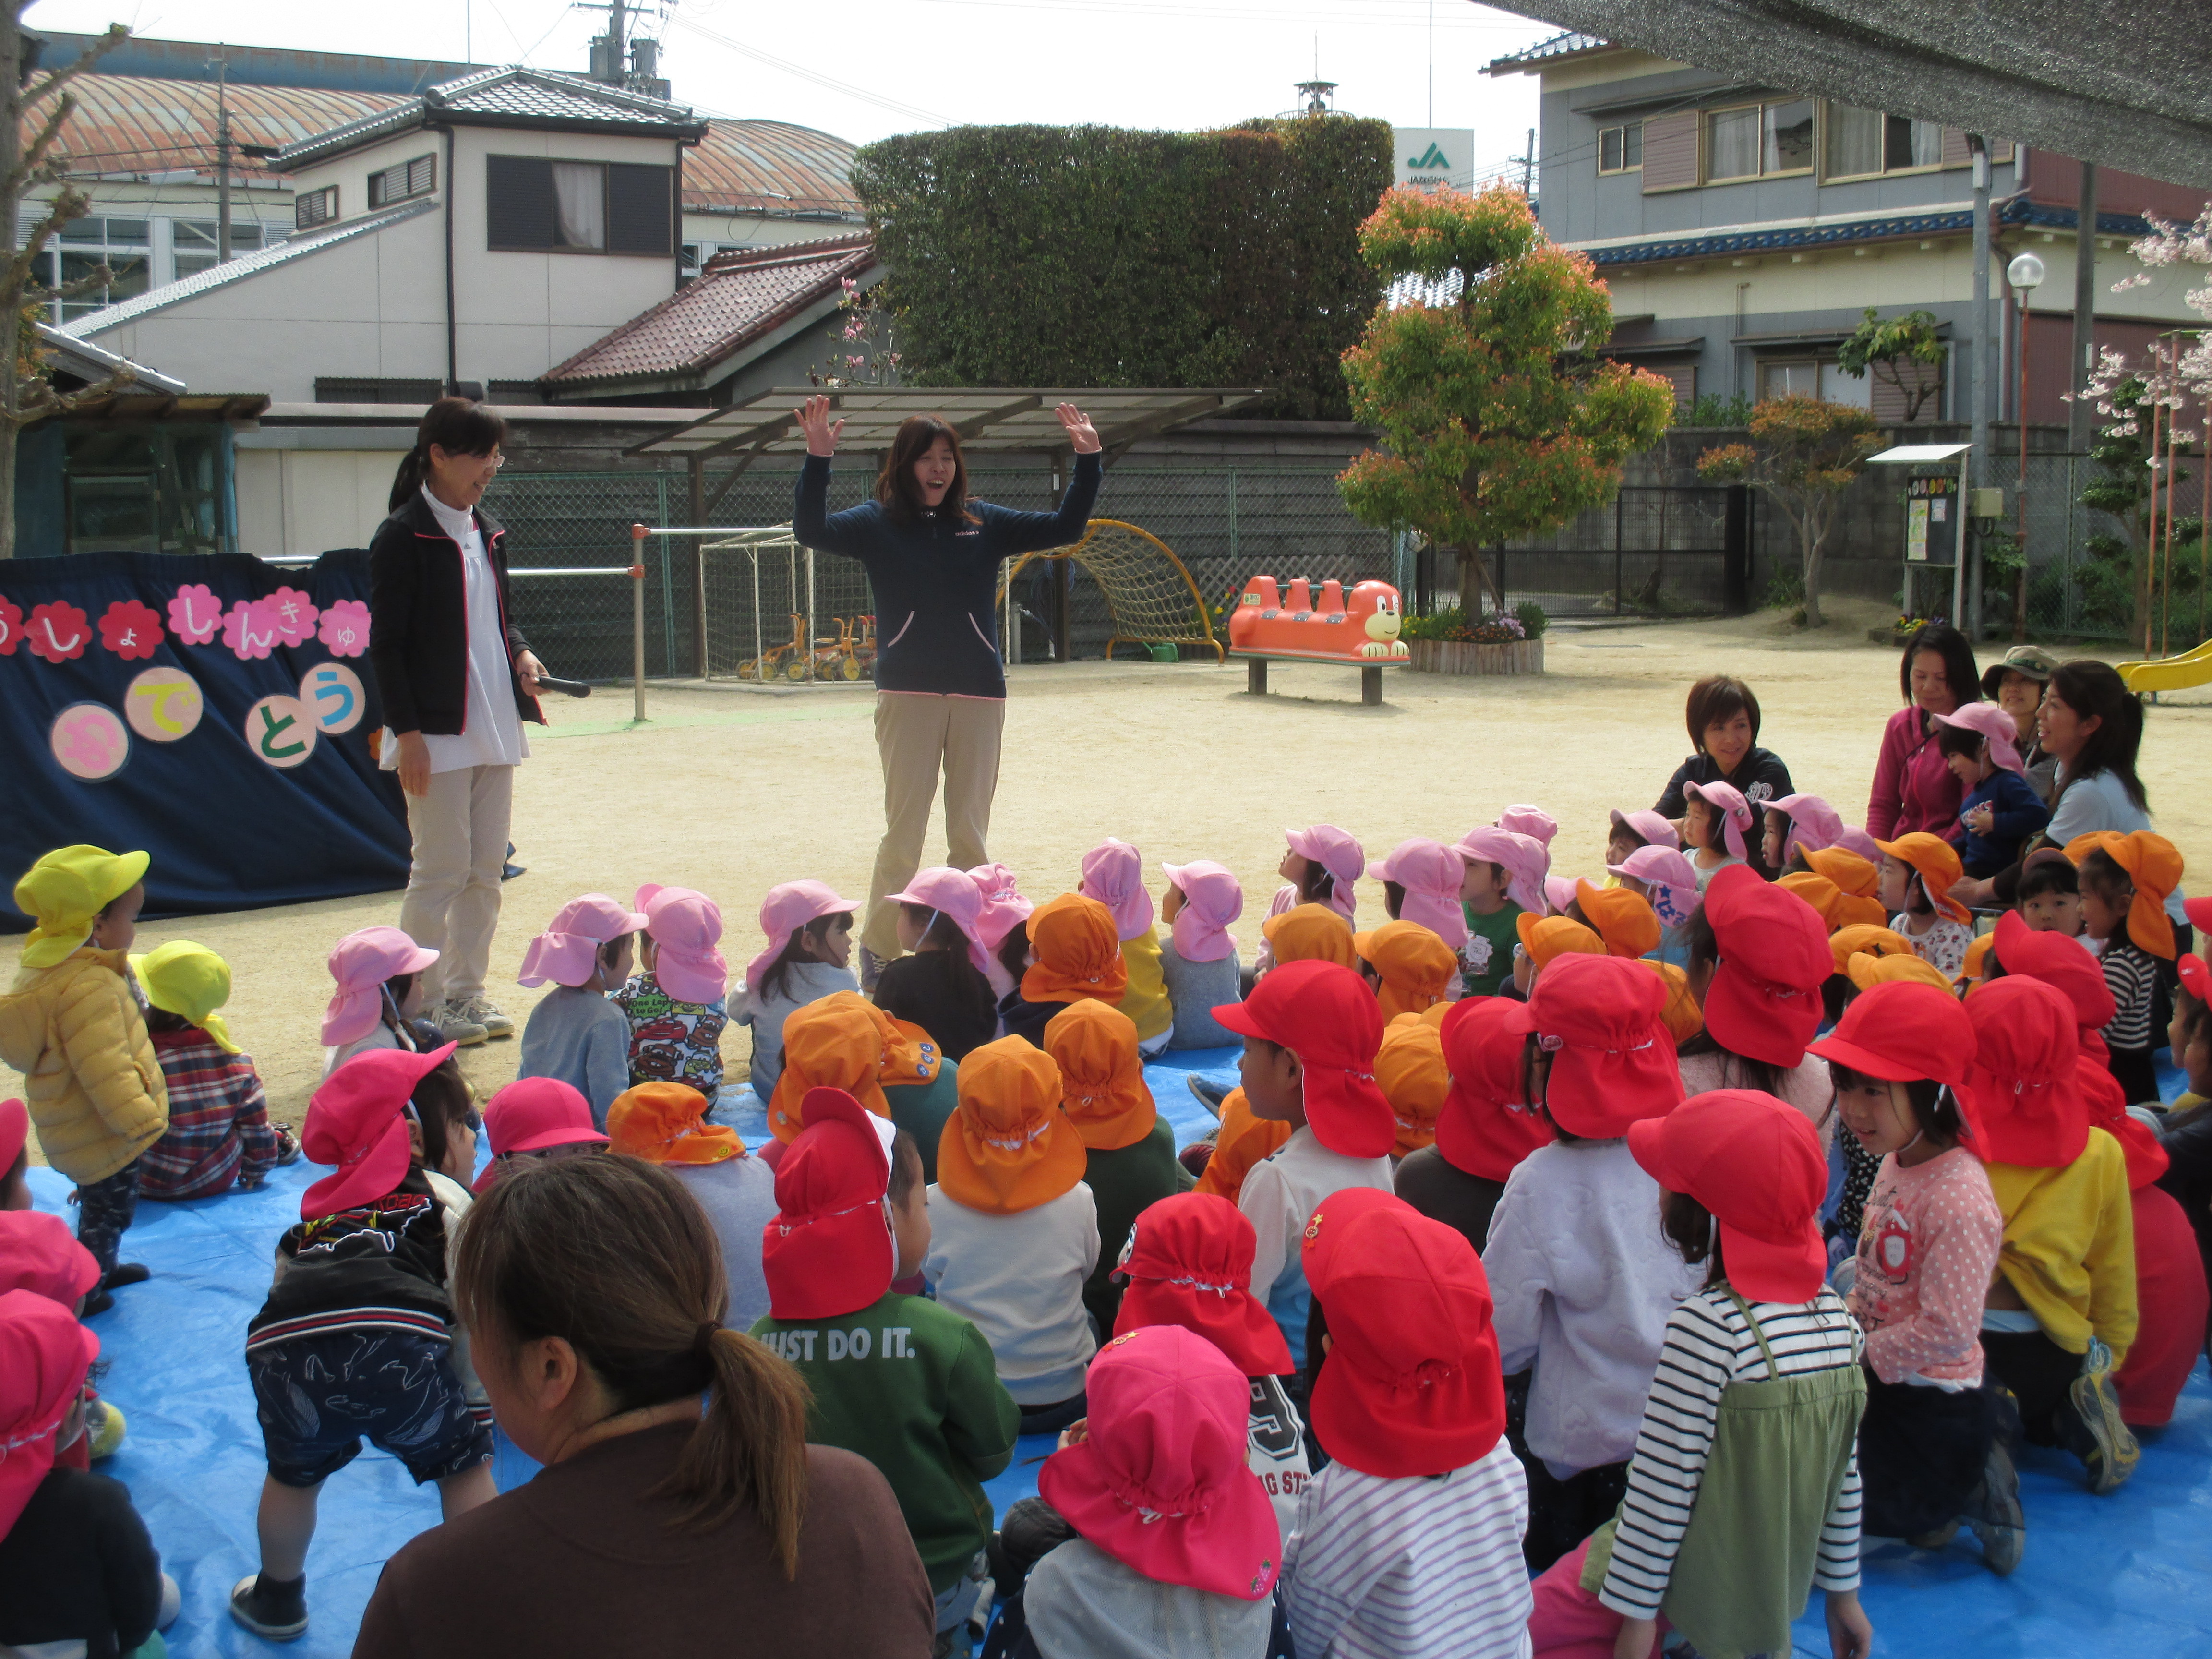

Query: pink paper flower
left=97, top=599, right=165, bottom=661
left=168, top=583, right=224, bottom=645
left=222, top=599, right=283, bottom=661
left=317, top=597, right=371, bottom=658
left=264, top=585, right=320, bottom=646
left=26, top=601, right=90, bottom=664
left=0, top=594, right=21, bottom=656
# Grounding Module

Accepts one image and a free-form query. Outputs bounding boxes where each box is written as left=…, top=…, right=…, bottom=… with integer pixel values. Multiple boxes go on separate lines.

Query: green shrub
left=1514, top=600, right=1550, bottom=639
left=1678, top=391, right=1752, bottom=428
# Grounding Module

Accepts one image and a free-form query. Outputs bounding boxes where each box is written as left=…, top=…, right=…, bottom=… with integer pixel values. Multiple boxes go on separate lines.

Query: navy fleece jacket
left=793, top=452, right=1102, bottom=697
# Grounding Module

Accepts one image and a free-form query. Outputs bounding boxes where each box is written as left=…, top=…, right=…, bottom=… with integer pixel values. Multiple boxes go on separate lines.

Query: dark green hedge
left=851, top=117, right=1394, bottom=420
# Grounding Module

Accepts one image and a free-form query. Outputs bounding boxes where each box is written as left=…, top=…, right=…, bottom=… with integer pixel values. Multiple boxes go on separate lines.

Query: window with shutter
left=607, top=163, right=674, bottom=255
left=370, top=153, right=438, bottom=208
left=1641, top=112, right=1700, bottom=192
left=487, top=155, right=557, bottom=250
left=294, top=186, right=337, bottom=230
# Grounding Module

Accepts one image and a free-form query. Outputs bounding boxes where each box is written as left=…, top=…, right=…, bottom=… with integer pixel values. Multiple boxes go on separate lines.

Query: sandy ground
left=12, top=595, right=2208, bottom=1142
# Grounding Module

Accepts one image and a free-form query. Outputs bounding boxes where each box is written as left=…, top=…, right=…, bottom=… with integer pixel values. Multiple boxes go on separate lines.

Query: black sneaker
left=1968, top=1442, right=2026, bottom=1575
left=231, top=1572, right=308, bottom=1641
left=859, top=946, right=887, bottom=995
left=1186, top=1075, right=1230, bottom=1117
left=103, top=1263, right=150, bottom=1288
left=81, top=1287, right=115, bottom=1316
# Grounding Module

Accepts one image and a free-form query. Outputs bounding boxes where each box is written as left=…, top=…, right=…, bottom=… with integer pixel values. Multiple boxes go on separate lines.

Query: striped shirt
left=1283, top=1439, right=1532, bottom=1659
left=2101, top=942, right=2160, bottom=1053
left=140, top=1031, right=282, bottom=1201
left=1599, top=1286, right=1863, bottom=1621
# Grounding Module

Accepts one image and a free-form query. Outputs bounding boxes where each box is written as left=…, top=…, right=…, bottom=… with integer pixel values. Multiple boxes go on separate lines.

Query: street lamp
left=2007, top=251, right=2046, bottom=639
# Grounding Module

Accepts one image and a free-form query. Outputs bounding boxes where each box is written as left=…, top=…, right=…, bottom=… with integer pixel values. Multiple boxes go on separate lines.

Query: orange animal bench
left=1226, top=575, right=1411, bottom=706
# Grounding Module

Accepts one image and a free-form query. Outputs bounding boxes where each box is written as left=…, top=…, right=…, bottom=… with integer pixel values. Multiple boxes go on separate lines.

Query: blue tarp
left=25, top=1044, right=2212, bottom=1657
left=0, top=551, right=409, bottom=930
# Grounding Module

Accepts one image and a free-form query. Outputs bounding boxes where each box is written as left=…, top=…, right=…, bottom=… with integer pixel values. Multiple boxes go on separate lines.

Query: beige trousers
left=397, top=763, right=515, bottom=1004
left=863, top=693, right=1007, bottom=961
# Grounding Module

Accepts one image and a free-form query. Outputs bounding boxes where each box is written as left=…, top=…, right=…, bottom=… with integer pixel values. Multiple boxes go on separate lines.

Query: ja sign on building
left=1394, top=129, right=1477, bottom=192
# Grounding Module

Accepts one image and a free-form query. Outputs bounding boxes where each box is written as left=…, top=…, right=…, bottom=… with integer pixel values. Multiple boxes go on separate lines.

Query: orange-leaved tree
left=1695, top=395, right=1881, bottom=628
left=1335, top=184, right=1673, bottom=614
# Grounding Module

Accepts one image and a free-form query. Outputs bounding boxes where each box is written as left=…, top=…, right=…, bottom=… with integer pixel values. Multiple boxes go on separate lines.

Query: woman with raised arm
left=792, top=395, right=1103, bottom=987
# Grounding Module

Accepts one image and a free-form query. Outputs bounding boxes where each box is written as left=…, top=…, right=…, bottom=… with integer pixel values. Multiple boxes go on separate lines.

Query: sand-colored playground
left=11, top=597, right=2207, bottom=1133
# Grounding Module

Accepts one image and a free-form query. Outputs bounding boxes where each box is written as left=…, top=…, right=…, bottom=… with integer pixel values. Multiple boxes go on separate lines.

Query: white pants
left=397, top=763, right=515, bottom=1004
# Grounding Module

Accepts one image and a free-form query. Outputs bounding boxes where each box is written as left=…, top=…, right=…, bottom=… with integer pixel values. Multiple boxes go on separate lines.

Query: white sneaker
left=456, top=995, right=515, bottom=1039
left=431, top=1000, right=489, bottom=1046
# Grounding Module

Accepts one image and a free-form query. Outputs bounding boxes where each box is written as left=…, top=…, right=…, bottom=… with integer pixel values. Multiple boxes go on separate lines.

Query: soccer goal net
left=996, top=519, right=1224, bottom=663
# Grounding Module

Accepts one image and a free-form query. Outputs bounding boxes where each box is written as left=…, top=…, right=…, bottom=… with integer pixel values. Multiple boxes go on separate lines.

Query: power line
left=668, top=15, right=953, bottom=127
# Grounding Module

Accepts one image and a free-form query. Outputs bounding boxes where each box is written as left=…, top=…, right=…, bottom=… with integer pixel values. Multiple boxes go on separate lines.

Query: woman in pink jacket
left=1867, top=624, right=1983, bottom=840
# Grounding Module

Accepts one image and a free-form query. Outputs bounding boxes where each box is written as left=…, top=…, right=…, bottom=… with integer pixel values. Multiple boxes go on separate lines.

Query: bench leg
left=1248, top=660, right=1267, bottom=696
left=1361, top=665, right=1382, bottom=706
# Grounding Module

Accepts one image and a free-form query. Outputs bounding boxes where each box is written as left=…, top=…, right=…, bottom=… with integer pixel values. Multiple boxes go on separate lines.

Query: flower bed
left=1407, top=637, right=1545, bottom=675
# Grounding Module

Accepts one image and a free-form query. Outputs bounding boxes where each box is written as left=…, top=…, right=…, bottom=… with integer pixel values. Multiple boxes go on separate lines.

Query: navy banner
left=1, top=550, right=410, bottom=929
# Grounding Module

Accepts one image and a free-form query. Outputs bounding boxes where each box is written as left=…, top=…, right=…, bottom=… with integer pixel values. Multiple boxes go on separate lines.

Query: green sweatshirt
left=1079, top=1117, right=1195, bottom=1335
left=1461, top=899, right=1526, bottom=998
left=887, top=1060, right=960, bottom=1185
left=751, top=1289, right=1018, bottom=1590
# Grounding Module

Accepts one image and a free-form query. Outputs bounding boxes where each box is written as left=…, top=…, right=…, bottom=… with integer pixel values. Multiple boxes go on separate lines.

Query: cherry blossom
left=222, top=598, right=284, bottom=661
left=0, top=594, right=20, bottom=655
left=318, top=598, right=371, bottom=658
left=26, top=601, right=90, bottom=664
left=168, top=583, right=224, bottom=645
left=97, top=599, right=165, bottom=661
left=264, top=585, right=321, bottom=646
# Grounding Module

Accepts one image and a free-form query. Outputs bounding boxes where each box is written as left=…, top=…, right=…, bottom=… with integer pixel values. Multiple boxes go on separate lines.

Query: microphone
left=534, top=674, right=592, bottom=698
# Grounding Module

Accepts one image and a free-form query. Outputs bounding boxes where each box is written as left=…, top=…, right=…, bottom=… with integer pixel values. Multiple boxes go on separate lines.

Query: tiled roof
left=543, top=235, right=877, bottom=387
left=687, top=120, right=859, bottom=218
left=1565, top=196, right=2165, bottom=269
left=275, top=67, right=706, bottom=168
left=58, top=200, right=438, bottom=334
left=29, top=74, right=402, bottom=185
left=1484, top=31, right=1612, bottom=73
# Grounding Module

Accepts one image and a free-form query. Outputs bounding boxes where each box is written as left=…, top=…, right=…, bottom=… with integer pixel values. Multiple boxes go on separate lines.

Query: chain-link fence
left=479, top=471, right=685, bottom=683
left=2004, top=450, right=2148, bottom=642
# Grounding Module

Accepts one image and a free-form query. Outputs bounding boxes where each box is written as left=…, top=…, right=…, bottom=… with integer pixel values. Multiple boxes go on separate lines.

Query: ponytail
left=390, top=395, right=508, bottom=513
left=453, top=1155, right=813, bottom=1575
left=387, top=443, right=431, bottom=512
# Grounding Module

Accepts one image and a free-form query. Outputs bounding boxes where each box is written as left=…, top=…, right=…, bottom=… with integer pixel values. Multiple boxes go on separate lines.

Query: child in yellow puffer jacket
left=0, top=846, right=168, bottom=1309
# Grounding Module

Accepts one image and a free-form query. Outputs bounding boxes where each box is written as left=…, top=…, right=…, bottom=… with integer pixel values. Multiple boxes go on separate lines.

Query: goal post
left=996, top=518, right=1225, bottom=664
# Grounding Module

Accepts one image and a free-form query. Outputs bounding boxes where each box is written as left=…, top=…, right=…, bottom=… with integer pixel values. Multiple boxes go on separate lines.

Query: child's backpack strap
left=1723, top=1286, right=1784, bottom=1382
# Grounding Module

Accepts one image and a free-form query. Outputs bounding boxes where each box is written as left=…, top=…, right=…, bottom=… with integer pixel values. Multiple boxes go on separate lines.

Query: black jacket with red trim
left=367, top=491, right=545, bottom=737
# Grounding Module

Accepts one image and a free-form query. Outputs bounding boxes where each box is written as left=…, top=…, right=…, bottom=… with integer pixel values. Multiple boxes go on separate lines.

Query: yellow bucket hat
left=129, top=940, right=239, bottom=1053
left=15, top=845, right=149, bottom=969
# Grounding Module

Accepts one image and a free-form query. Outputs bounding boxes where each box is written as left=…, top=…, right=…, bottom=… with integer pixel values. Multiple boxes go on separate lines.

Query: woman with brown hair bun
left=353, top=1155, right=933, bottom=1657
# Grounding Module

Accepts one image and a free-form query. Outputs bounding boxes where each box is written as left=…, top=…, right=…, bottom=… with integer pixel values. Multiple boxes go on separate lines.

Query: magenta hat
left=1498, top=804, right=1558, bottom=846
left=1609, top=808, right=1681, bottom=852
left=1932, top=703, right=2026, bottom=774
left=1039, top=1325, right=1282, bottom=1601
left=1081, top=839, right=1157, bottom=942
left=1682, top=780, right=1752, bottom=861
left=1284, top=825, right=1364, bottom=921
left=475, top=1076, right=608, bottom=1193
left=1608, top=845, right=1701, bottom=928
left=635, top=884, right=729, bottom=1004
left=323, top=926, right=439, bottom=1046
left=1765, top=794, right=1847, bottom=864
left=1367, top=839, right=1469, bottom=950
left=517, top=894, right=651, bottom=988
left=968, top=863, right=1035, bottom=951
left=1162, top=860, right=1243, bottom=962
left=886, top=866, right=991, bottom=974
left=744, top=880, right=860, bottom=995
left=1455, top=826, right=1549, bottom=915
left=0, top=1292, right=100, bottom=1538
left=1543, top=874, right=1581, bottom=918
left=1834, top=826, right=1883, bottom=862
left=301, top=1043, right=459, bottom=1219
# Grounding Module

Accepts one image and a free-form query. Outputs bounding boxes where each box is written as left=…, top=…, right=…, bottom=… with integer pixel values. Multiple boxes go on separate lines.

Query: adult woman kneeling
left=354, top=1156, right=933, bottom=1657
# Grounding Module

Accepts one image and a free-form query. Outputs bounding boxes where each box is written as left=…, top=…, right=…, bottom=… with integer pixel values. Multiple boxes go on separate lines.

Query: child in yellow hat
left=134, top=941, right=298, bottom=1202
left=0, top=847, right=167, bottom=1299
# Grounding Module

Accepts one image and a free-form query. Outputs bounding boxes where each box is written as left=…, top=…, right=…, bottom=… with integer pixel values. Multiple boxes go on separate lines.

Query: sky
left=24, top=0, right=1555, bottom=183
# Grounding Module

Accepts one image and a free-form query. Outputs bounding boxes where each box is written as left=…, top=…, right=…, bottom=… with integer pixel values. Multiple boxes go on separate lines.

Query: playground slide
left=2117, top=638, right=2212, bottom=694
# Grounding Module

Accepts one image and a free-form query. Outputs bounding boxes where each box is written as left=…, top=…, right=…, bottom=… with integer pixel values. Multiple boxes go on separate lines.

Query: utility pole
left=2069, top=162, right=2099, bottom=450
left=1967, top=135, right=1992, bottom=634
left=1521, top=127, right=1535, bottom=200
left=212, top=47, right=231, bottom=263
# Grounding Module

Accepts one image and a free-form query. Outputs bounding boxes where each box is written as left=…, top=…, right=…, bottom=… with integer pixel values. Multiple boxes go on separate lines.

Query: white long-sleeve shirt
left=1239, top=1126, right=1395, bottom=1366
left=1481, top=1137, right=1703, bottom=1475
left=1599, top=1285, right=1864, bottom=1620
left=1283, top=1439, right=1532, bottom=1659
left=924, top=1182, right=1099, bottom=1404
left=407, top=485, right=526, bottom=772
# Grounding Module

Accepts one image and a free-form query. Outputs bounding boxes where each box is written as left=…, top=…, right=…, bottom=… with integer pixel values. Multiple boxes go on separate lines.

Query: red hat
left=1701, top=866, right=1833, bottom=1068
left=475, top=1077, right=609, bottom=1193
left=1211, top=960, right=1395, bottom=1159
left=1525, top=953, right=1682, bottom=1138
left=2186, top=895, right=2212, bottom=936
left=2077, top=1059, right=2168, bottom=1188
left=1990, top=911, right=2116, bottom=1039
left=301, top=1043, right=459, bottom=1219
left=2181, top=953, right=2210, bottom=1007
left=1112, top=1192, right=1292, bottom=1376
left=0, top=1291, right=100, bottom=1535
left=0, top=1210, right=101, bottom=1308
left=1628, top=1090, right=1827, bottom=1303
left=1435, top=998, right=1553, bottom=1182
left=0, top=1097, right=26, bottom=1174
left=1963, top=977, right=2088, bottom=1169
left=1301, top=1187, right=1505, bottom=1479
left=1809, top=981, right=1974, bottom=1086
left=761, top=1087, right=896, bottom=1320
left=1039, top=1325, right=1282, bottom=1600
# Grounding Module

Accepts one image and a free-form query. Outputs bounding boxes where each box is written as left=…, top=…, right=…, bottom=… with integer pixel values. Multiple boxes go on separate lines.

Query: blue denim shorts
left=248, top=1329, right=491, bottom=1488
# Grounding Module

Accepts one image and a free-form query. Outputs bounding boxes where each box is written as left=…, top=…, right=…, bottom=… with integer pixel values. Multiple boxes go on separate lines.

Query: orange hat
left=1261, top=902, right=1358, bottom=970
left=2065, top=830, right=2182, bottom=959
left=1805, top=846, right=1881, bottom=899
left=1959, top=932, right=1996, bottom=984
left=1574, top=880, right=1660, bottom=960
left=1045, top=998, right=1156, bottom=1150
left=1352, top=920, right=1458, bottom=1021
left=802, top=990, right=945, bottom=1088
left=1875, top=832, right=1970, bottom=923
left=1022, top=892, right=1130, bottom=1003
left=1515, top=913, right=1606, bottom=968
left=769, top=995, right=892, bottom=1143
left=1375, top=1020, right=1449, bottom=1157
left=1640, top=958, right=1706, bottom=1043
left=1191, top=1088, right=1292, bottom=1204
left=1828, top=924, right=1920, bottom=977
left=606, top=1081, right=743, bottom=1165
left=937, top=1036, right=1087, bottom=1214
left=1847, top=951, right=1955, bottom=993
left=1776, top=872, right=1887, bottom=933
